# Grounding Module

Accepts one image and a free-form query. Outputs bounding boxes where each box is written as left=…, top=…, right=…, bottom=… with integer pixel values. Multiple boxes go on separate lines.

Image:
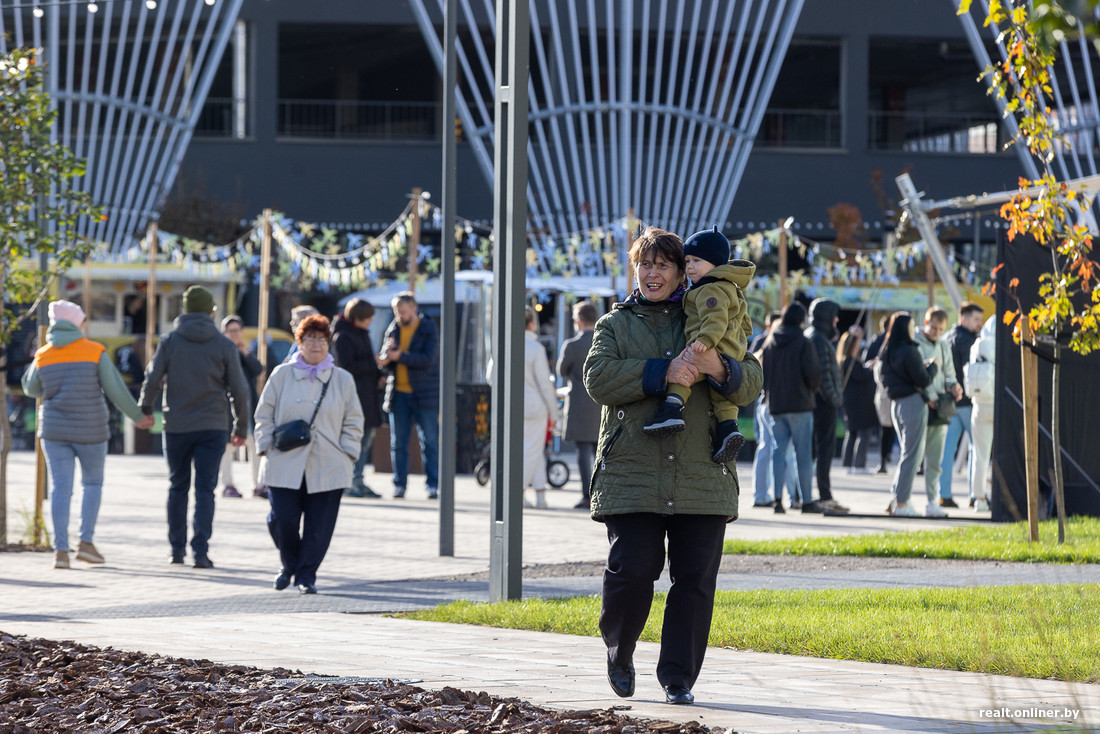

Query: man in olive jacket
left=139, top=286, right=249, bottom=569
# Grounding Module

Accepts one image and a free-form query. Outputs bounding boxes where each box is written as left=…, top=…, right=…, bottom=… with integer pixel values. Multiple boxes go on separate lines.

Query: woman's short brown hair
left=344, top=297, right=375, bottom=323
left=629, top=226, right=685, bottom=273
left=295, top=314, right=332, bottom=343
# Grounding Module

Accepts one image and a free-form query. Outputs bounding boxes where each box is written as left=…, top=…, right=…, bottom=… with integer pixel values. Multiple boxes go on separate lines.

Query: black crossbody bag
left=271, top=377, right=331, bottom=451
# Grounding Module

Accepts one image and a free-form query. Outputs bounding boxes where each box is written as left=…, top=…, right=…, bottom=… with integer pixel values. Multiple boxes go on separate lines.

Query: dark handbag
left=928, top=391, right=957, bottom=426
left=271, top=377, right=330, bottom=451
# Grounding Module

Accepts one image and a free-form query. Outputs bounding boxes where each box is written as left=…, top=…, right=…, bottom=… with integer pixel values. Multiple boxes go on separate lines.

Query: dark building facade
left=176, top=0, right=1034, bottom=246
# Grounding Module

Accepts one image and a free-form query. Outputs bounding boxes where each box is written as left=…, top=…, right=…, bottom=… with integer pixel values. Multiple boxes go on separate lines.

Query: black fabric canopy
left=991, top=235, right=1100, bottom=521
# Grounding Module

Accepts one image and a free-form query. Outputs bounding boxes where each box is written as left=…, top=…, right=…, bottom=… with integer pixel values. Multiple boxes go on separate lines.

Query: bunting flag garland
left=118, top=198, right=991, bottom=296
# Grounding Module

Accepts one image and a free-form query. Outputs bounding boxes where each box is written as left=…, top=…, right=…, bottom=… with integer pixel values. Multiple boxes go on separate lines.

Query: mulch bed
left=0, top=634, right=730, bottom=733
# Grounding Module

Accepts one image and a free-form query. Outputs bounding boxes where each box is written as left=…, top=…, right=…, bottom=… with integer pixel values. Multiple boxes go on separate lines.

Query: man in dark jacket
left=379, top=292, right=440, bottom=499
left=139, top=286, right=249, bottom=568
left=762, top=303, right=821, bottom=513
left=332, top=298, right=383, bottom=498
left=938, top=301, right=984, bottom=507
left=804, top=298, right=848, bottom=513
left=557, top=301, right=599, bottom=509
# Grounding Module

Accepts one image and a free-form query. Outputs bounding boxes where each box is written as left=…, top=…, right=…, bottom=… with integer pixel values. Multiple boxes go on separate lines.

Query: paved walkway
left=1, top=450, right=1096, bottom=733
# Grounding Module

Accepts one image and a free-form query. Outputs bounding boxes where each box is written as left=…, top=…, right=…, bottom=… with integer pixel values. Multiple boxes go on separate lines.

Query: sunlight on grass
left=722, top=517, right=1100, bottom=563
left=401, top=584, right=1100, bottom=683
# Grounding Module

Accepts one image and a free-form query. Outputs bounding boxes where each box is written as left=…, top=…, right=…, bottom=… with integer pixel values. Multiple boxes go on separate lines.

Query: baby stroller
left=473, top=418, right=570, bottom=489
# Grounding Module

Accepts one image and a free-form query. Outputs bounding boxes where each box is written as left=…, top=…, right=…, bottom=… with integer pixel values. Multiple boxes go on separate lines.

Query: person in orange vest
left=22, top=301, right=154, bottom=570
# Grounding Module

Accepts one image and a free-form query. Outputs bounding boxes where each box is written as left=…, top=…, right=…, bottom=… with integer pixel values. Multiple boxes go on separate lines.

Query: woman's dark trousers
left=600, top=513, right=726, bottom=690
left=879, top=425, right=897, bottom=467
left=267, top=483, right=343, bottom=587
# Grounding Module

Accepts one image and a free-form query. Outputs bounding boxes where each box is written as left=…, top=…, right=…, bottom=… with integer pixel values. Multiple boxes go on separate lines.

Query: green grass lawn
left=723, top=517, right=1100, bottom=563
left=402, top=584, right=1100, bottom=683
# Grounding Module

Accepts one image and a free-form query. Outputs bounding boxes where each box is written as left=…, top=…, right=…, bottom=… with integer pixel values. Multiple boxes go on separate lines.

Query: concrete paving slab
left=1, top=450, right=1096, bottom=733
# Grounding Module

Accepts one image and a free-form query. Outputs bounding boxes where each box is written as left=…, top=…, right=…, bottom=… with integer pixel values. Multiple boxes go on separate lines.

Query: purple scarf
left=290, top=351, right=334, bottom=381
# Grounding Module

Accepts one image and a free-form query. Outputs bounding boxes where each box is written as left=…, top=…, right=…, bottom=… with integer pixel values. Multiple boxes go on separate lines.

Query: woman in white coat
left=255, top=314, right=363, bottom=594
left=523, top=307, right=559, bottom=508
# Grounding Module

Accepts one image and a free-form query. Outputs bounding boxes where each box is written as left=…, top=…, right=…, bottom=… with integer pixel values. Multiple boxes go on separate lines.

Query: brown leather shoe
left=76, top=541, right=105, bottom=564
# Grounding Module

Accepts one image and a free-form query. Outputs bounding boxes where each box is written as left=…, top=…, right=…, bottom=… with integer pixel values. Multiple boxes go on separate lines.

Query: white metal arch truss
left=955, top=0, right=1100, bottom=230
left=410, top=0, right=804, bottom=251
left=0, top=0, right=243, bottom=252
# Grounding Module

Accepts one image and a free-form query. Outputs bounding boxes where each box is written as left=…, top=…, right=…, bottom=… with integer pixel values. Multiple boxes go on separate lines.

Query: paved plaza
left=1, top=450, right=1096, bottom=733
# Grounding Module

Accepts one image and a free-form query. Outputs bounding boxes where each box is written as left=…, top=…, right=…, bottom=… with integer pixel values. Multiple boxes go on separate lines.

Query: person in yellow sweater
left=643, top=226, right=755, bottom=463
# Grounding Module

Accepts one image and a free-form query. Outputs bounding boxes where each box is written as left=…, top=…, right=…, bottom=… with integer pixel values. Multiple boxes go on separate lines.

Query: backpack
left=964, top=358, right=994, bottom=399
left=872, top=359, right=892, bottom=427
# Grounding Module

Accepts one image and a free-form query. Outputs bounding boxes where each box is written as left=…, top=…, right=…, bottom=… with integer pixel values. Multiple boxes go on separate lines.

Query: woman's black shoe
left=274, top=572, right=291, bottom=590
left=297, top=583, right=317, bottom=595
left=663, top=685, right=695, bottom=704
left=606, top=659, right=635, bottom=698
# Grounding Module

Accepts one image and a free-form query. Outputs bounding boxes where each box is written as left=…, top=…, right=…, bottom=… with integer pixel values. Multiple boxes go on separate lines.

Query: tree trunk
left=0, top=355, right=9, bottom=545
left=1051, top=344, right=1067, bottom=543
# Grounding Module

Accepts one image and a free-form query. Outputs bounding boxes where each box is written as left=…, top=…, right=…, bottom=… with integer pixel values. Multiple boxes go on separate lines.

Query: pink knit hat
left=48, top=300, right=86, bottom=327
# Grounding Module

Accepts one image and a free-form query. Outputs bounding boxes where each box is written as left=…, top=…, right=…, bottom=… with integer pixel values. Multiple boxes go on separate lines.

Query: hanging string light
left=18, top=0, right=215, bottom=13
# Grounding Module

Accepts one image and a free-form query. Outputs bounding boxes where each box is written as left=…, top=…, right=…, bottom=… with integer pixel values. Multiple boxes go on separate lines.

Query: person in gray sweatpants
left=877, top=312, right=937, bottom=517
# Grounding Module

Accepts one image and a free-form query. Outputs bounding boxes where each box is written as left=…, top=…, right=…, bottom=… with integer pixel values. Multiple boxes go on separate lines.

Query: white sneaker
left=925, top=503, right=947, bottom=518
left=974, top=497, right=990, bottom=512
left=893, top=503, right=918, bottom=517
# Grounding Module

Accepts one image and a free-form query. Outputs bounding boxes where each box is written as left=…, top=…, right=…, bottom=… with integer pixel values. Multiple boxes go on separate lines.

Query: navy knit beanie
left=683, top=226, right=730, bottom=267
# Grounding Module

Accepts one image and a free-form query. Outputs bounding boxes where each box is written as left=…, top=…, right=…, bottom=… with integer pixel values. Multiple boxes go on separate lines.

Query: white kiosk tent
left=0, top=0, right=244, bottom=253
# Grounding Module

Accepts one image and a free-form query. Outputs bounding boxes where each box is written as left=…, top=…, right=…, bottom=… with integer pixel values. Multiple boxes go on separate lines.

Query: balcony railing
left=195, top=97, right=244, bottom=137
left=277, top=99, right=440, bottom=140
left=868, top=111, right=1011, bottom=154
left=756, top=108, right=842, bottom=149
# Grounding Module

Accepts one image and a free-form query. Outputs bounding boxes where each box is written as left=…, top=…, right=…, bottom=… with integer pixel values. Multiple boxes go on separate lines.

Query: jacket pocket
left=590, top=424, right=624, bottom=490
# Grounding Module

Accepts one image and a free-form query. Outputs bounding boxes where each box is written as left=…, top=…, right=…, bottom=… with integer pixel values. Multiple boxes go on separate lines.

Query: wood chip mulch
left=0, top=634, right=731, bottom=734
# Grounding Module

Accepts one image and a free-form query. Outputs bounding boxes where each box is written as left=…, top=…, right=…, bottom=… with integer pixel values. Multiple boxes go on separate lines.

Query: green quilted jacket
left=582, top=293, right=763, bottom=521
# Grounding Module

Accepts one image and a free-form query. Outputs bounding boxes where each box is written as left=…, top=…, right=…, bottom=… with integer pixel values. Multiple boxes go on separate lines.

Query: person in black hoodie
left=864, top=314, right=897, bottom=473
left=838, top=330, right=877, bottom=474
left=331, top=298, right=384, bottom=498
left=804, top=299, right=848, bottom=513
left=761, top=302, right=821, bottom=513
left=879, top=312, right=938, bottom=517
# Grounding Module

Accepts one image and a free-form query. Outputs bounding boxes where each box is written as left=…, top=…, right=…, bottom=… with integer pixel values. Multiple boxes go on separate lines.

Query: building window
left=758, top=39, right=842, bottom=149
left=196, top=20, right=249, bottom=139
left=276, top=23, right=439, bottom=141
left=868, top=38, right=1005, bottom=154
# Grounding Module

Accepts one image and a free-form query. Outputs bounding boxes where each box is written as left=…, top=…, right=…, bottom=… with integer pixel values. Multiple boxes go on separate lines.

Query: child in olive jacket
left=643, top=226, right=755, bottom=463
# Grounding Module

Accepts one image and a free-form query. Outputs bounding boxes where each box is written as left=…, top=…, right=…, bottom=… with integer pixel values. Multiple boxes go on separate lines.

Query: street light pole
left=489, top=0, right=529, bottom=602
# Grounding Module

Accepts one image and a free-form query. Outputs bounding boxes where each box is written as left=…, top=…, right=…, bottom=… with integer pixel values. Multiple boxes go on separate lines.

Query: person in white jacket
left=254, top=314, right=364, bottom=594
left=965, top=315, right=997, bottom=512
left=523, top=307, right=559, bottom=508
